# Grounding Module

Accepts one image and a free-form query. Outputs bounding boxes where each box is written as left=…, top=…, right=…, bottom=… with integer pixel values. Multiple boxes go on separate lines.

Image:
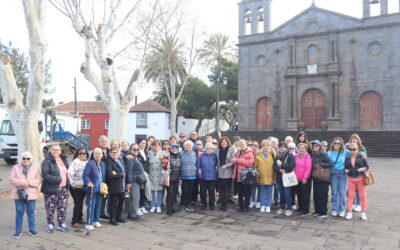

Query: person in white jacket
left=68, top=147, right=89, bottom=228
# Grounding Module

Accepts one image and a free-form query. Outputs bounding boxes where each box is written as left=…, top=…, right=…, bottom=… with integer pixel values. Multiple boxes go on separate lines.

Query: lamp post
left=215, top=74, right=228, bottom=132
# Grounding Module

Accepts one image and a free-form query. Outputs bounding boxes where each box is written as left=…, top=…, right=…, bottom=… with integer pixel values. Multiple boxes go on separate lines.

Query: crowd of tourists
left=8, top=131, right=372, bottom=239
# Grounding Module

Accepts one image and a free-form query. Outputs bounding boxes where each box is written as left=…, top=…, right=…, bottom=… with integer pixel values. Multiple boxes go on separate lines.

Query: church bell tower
left=239, top=0, right=271, bottom=36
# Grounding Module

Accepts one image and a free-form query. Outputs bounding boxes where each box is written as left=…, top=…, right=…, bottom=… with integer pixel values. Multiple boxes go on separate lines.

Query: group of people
left=8, top=131, right=371, bottom=239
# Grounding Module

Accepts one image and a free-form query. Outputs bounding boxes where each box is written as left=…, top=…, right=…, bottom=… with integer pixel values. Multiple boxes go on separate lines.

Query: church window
left=308, top=45, right=317, bottom=64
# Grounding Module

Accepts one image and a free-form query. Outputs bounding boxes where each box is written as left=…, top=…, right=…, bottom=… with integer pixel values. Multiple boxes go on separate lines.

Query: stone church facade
left=237, top=0, right=400, bottom=131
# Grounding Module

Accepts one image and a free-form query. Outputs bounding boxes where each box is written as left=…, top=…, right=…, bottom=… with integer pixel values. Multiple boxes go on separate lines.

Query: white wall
left=124, top=112, right=230, bottom=142
left=125, top=112, right=171, bottom=143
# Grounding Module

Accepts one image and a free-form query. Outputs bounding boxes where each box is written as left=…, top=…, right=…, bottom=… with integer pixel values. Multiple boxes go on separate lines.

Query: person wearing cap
left=310, top=140, right=332, bottom=218
left=166, top=144, right=181, bottom=215
left=67, top=147, right=89, bottom=228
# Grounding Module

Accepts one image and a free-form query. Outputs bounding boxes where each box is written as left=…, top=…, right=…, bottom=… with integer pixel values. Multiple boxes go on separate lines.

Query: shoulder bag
left=312, top=153, right=331, bottom=182
left=362, top=171, right=374, bottom=185
left=94, top=163, right=108, bottom=196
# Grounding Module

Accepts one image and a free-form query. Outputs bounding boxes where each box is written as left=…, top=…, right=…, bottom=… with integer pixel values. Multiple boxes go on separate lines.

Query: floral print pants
left=44, top=186, right=69, bottom=226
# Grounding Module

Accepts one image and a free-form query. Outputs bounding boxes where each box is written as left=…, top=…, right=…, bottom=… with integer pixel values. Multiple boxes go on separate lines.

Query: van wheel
left=5, top=158, right=17, bottom=165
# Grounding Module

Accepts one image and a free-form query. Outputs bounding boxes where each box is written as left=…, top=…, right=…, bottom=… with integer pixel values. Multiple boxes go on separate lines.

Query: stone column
left=263, top=0, right=271, bottom=32
left=380, top=0, right=388, bottom=15
left=239, top=4, right=245, bottom=36
left=251, top=6, right=258, bottom=35
left=363, top=0, right=370, bottom=18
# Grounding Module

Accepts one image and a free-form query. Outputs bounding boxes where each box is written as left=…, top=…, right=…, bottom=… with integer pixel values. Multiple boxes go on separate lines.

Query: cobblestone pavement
left=0, top=158, right=398, bottom=250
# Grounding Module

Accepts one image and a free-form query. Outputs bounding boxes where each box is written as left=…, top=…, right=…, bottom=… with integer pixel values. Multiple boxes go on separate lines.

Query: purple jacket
left=196, top=153, right=218, bottom=181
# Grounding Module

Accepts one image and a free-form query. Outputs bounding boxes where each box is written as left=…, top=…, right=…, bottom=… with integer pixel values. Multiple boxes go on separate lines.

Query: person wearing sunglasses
left=67, top=147, right=89, bottom=228
left=320, top=141, right=329, bottom=153
left=328, top=137, right=349, bottom=218
left=124, top=144, right=145, bottom=220
left=344, top=143, right=369, bottom=221
left=9, top=152, right=41, bottom=239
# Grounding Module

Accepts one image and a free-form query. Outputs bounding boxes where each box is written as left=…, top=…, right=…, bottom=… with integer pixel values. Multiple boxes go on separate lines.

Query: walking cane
left=86, top=187, right=94, bottom=236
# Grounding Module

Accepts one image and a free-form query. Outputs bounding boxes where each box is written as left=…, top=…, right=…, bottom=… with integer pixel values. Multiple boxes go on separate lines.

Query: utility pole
left=74, top=77, right=77, bottom=114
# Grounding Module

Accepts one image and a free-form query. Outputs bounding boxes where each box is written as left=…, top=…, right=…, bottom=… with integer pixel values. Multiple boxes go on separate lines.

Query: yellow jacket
left=254, top=151, right=276, bottom=185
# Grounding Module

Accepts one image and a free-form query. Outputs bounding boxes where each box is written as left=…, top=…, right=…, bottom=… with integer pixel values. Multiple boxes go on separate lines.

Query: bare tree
left=144, top=0, right=201, bottom=136
left=0, top=0, right=47, bottom=164
left=49, top=0, right=158, bottom=141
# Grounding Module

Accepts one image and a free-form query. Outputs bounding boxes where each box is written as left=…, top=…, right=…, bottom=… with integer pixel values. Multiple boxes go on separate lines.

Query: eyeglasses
left=22, top=157, right=31, bottom=160
left=289, top=148, right=295, bottom=150
left=78, top=152, right=87, bottom=155
left=349, top=148, right=357, bottom=151
left=334, top=143, right=341, bottom=145
left=179, top=136, right=185, bottom=138
left=322, top=145, right=328, bottom=147
left=248, top=144, right=255, bottom=147
left=131, top=149, right=139, bottom=151
left=163, top=143, right=169, bottom=145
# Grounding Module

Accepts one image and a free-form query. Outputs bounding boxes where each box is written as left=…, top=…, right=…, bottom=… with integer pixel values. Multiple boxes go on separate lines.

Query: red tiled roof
left=52, top=100, right=169, bottom=113
left=52, top=101, right=108, bottom=113
left=130, top=99, right=170, bottom=113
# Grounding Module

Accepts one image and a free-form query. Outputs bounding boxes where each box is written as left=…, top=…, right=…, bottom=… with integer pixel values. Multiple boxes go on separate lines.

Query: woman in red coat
left=231, top=139, right=255, bottom=212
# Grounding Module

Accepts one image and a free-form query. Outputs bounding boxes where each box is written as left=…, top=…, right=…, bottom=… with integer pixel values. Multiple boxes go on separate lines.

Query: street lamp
left=215, top=75, right=228, bottom=132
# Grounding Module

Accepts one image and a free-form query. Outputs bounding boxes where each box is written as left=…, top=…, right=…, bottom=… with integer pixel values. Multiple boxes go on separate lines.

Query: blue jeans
left=259, top=185, right=273, bottom=207
left=15, top=199, right=36, bottom=232
left=278, top=182, right=292, bottom=210
left=151, top=190, right=164, bottom=208
left=86, top=192, right=102, bottom=225
left=251, top=185, right=260, bottom=202
left=273, top=184, right=279, bottom=202
left=331, top=171, right=348, bottom=213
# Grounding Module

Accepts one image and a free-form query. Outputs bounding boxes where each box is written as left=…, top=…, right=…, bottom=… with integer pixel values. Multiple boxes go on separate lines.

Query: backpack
left=240, top=168, right=259, bottom=185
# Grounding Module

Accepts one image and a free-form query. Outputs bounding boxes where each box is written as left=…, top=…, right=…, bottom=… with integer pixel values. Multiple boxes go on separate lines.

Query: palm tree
left=144, top=35, right=188, bottom=135
left=199, top=33, right=237, bottom=67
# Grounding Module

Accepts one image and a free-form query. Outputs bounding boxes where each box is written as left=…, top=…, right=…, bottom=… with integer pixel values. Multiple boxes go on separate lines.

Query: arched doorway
left=359, top=91, right=382, bottom=130
left=256, top=97, right=274, bottom=130
left=301, top=89, right=326, bottom=129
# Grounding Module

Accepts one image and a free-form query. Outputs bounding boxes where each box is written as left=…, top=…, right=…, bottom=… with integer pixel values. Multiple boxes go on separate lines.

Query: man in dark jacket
left=106, top=149, right=126, bottom=225
left=124, top=144, right=145, bottom=220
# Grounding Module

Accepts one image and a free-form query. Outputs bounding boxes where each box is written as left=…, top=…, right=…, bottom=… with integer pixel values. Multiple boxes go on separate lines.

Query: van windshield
left=0, top=120, right=15, bottom=135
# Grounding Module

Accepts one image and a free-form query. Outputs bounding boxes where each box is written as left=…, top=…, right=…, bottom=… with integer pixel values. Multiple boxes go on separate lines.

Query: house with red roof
left=53, top=99, right=172, bottom=148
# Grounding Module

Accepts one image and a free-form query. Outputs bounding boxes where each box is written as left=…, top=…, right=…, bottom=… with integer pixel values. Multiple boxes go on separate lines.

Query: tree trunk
left=195, top=118, right=203, bottom=133
left=0, top=0, right=47, bottom=165
left=170, top=101, right=177, bottom=137
left=107, top=105, right=129, bottom=142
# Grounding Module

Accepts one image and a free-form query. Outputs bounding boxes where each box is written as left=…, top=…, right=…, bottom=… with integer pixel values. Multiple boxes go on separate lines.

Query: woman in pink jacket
left=9, top=152, right=42, bottom=239
left=294, top=143, right=312, bottom=216
left=231, top=139, right=255, bottom=212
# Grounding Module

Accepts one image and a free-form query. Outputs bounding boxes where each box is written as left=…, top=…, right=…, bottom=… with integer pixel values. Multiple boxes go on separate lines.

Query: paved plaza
left=0, top=157, right=398, bottom=250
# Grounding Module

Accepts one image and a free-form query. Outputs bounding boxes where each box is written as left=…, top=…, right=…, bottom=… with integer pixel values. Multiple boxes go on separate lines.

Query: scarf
left=22, top=164, right=30, bottom=177
left=219, top=147, right=228, bottom=166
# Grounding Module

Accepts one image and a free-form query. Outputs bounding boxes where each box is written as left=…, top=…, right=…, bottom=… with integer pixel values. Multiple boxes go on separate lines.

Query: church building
left=237, top=0, right=400, bottom=131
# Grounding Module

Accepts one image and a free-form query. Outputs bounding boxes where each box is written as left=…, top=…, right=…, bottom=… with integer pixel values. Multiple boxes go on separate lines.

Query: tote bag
left=282, top=171, right=298, bottom=187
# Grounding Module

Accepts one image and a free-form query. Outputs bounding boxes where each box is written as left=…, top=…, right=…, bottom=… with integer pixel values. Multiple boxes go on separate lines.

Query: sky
left=0, top=0, right=398, bottom=105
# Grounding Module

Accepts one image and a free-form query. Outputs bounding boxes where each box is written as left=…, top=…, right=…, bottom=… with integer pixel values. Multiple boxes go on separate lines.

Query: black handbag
left=16, top=188, right=27, bottom=200
left=135, top=174, right=146, bottom=185
left=240, top=168, right=259, bottom=186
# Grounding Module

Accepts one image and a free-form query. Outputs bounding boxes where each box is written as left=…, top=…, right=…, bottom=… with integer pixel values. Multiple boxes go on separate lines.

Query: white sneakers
left=93, top=222, right=102, bottom=228
left=345, top=212, right=353, bottom=220
left=353, top=205, right=362, bottom=212
left=156, top=207, right=162, bottom=213
left=260, top=206, right=266, bottom=212
left=331, top=211, right=338, bottom=217
left=360, top=212, right=368, bottom=221
left=276, top=209, right=284, bottom=215
left=339, top=211, right=345, bottom=218
left=141, top=207, right=148, bottom=214
left=150, top=207, right=156, bottom=213
left=265, top=207, right=271, bottom=213
left=137, top=209, right=144, bottom=216
left=249, top=202, right=255, bottom=208
left=255, top=202, right=261, bottom=209
left=284, top=210, right=293, bottom=216
left=85, top=225, right=94, bottom=231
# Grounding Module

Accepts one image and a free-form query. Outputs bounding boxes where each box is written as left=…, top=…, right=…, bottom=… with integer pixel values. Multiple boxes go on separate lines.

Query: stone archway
left=301, top=89, right=326, bottom=129
left=359, top=91, right=382, bottom=130
left=256, top=97, right=274, bottom=130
